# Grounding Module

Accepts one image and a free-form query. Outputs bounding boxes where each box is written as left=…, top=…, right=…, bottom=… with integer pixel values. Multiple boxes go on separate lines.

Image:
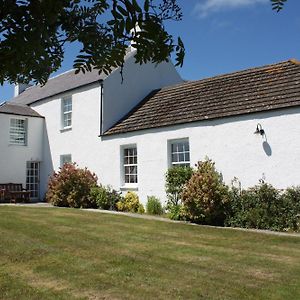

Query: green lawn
left=0, top=207, right=299, bottom=300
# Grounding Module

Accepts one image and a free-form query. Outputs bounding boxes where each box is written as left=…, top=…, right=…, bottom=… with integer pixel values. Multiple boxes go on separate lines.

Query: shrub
left=146, top=196, right=164, bottom=215
left=90, top=185, right=122, bottom=210
left=116, top=191, right=144, bottom=213
left=181, top=159, right=230, bottom=225
left=168, top=204, right=185, bottom=220
left=46, top=163, right=98, bottom=208
left=225, top=182, right=300, bottom=231
left=165, top=166, right=193, bottom=206
left=280, top=187, right=300, bottom=231
left=137, top=203, right=145, bottom=214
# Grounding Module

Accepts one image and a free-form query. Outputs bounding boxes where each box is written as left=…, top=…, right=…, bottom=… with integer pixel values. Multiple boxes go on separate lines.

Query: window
left=26, top=161, right=40, bottom=199
left=123, top=146, right=138, bottom=184
left=60, top=154, right=72, bottom=167
left=9, top=118, right=27, bottom=145
left=62, top=97, right=72, bottom=129
left=170, top=139, right=190, bottom=167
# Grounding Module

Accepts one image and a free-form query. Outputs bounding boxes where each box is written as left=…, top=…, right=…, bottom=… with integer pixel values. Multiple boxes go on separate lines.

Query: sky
left=1, top=0, right=299, bottom=102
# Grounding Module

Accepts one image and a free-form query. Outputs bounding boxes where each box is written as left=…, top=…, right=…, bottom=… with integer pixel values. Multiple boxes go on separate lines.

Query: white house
left=1, top=53, right=300, bottom=203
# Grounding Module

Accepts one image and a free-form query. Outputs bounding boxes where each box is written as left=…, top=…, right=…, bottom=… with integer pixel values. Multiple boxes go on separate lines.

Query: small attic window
left=9, top=118, right=27, bottom=145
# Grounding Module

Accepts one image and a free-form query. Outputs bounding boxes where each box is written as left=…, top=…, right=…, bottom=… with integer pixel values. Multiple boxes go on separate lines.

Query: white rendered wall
left=31, top=59, right=182, bottom=198
left=0, top=113, right=44, bottom=189
left=30, top=83, right=101, bottom=197
left=28, top=57, right=300, bottom=205
left=100, top=107, right=300, bottom=205
left=102, top=51, right=183, bottom=132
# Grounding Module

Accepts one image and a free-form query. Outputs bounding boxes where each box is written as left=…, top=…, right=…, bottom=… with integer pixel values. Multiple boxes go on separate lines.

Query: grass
left=0, top=206, right=299, bottom=300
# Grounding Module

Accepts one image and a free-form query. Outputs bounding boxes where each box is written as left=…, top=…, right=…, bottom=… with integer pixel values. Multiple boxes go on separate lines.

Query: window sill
left=9, top=144, right=27, bottom=147
left=60, top=127, right=72, bottom=133
left=120, top=185, right=138, bottom=191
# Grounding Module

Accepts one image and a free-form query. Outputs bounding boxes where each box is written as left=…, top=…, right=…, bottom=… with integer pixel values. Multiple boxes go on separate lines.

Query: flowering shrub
left=116, top=191, right=144, bottom=213
left=46, top=163, right=98, bottom=208
left=181, top=159, right=230, bottom=225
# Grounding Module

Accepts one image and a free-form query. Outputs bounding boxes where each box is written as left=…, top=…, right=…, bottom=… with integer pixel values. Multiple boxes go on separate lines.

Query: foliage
left=146, top=196, right=164, bottom=215
left=226, top=183, right=279, bottom=230
left=0, top=0, right=184, bottom=85
left=116, top=191, right=144, bottom=213
left=271, top=0, right=287, bottom=12
left=168, top=204, right=185, bottom=220
left=226, top=183, right=300, bottom=232
left=181, top=159, right=230, bottom=225
left=137, top=203, right=145, bottom=214
left=46, top=163, right=98, bottom=208
left=90, top=185, right=122, bottom=210
left=165, top=166, right=193, bottom=206
left=280, top=187, right=300, bottom=231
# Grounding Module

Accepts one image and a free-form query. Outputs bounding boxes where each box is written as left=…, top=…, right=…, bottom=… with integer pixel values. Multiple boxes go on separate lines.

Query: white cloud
left=194, top=0, right=269, bottom=18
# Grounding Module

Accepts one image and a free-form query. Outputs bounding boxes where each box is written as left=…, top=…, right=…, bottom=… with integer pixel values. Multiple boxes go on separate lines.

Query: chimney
left=14, top=83, right=32, bottom=97
left=130, top=24, right=141, bottom=52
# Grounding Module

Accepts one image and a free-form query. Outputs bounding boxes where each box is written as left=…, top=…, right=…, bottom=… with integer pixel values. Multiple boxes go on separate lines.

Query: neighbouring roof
left=0, top=102, right=43, bottom=118
left=105, top=59, right=300, bottom=135
left=11, top=69, right=106, bottom=106
left=11, top=50, right=134, bottom=106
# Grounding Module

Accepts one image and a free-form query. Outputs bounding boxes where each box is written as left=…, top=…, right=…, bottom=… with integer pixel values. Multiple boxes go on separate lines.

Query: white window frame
left=60, top=154, right=72, bottom=167
left=169, top=138, right=190, bottom=167
left=121, top=145, right=138, bottom=187
left=9, top=118, right=27, bottom=146
left=61, top=96, right=72, bottom=130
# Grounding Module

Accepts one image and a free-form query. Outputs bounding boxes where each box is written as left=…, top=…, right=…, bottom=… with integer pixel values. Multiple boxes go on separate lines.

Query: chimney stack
left=130, top=24, right=141, bottom=52
left=14, top=83, right=32, bottom=97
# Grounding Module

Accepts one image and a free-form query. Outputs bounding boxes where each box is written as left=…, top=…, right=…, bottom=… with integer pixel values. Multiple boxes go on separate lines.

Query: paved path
left=1, top=202, right=300, bottom=238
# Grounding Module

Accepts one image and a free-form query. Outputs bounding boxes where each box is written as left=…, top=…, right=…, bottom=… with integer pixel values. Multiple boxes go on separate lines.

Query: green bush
left=116, top=191, right=144, bottom=213
left=280, top=187, right=300, bottom=231
left=146, top=196, right=164, bottom=215
left=90, top=185, right=122, bottom=210
left=46, top=163, right=98, bottom=208
left=226, top=183, right=300, bottom=232
left=168, top=204, right=185, bottom=220
left=137, top=203, right=145, bottom=214
left=226, top=183, right=279, bottom=230
left=165, top=166, right=193, bottom=206
left=181, top=159, right=230, bottom=225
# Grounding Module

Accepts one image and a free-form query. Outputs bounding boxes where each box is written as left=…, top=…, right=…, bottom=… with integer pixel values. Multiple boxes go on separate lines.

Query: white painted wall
left=30, top=58, right=183, bottom=198
left=31, top=83, right=101, bottom=197
left=0, top=113, right=44, bottom=189
left=100, top=107, right=300, bottom=205
left=30, top=80, right=300, bottom=205
left=23, top=56, right=300, bottom=206
left=102, top=51, right=183, bottom=132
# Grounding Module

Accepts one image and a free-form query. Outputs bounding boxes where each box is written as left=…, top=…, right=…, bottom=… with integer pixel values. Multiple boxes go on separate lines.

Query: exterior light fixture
left=254, top=123, right=265, bottom=136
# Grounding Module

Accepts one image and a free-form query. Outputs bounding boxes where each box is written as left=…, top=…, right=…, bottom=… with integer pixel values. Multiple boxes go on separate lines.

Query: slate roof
left=0, top=102, right=43, bottom=118
left=11, top=50, right=134, bottom=106
left=105, top=59, right=300, bottom=135
left=11, top=69, right=107, bottom=106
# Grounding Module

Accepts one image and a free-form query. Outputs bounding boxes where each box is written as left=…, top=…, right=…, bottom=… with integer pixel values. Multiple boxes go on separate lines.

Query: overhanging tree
left=0, top=0, right=184, bottom=85
left=271, top=0, right=287, bottom=12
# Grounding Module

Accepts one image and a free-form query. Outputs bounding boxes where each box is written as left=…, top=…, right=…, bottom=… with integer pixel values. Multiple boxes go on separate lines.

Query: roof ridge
left=105, top=58, right=300, bottom=135
left=160, top=59, right=299, bottom=93
left=26, top=50, right=137, bottom=89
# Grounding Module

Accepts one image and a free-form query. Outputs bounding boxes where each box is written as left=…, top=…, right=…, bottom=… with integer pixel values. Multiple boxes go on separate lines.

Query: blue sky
left=1, top=0, right=299, bottom=102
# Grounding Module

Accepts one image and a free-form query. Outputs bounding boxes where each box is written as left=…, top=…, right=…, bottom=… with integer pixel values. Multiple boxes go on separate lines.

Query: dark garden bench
left=0, top=183, right=30, bottom=203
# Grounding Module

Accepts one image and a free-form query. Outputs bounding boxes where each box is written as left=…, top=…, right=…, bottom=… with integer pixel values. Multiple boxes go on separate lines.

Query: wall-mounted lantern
left=254, top=123, right=265, bottom=136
